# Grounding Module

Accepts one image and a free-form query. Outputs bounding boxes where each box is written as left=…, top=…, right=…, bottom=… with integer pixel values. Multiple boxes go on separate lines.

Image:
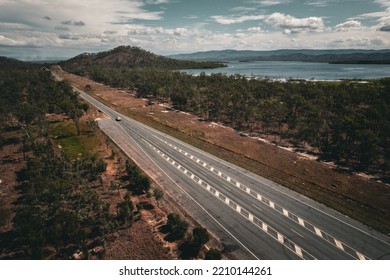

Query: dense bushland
left=64, top=64, right=389, bottom=181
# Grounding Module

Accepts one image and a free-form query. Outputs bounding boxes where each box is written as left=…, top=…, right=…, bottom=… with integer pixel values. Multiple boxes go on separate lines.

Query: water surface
left=181, top=61, right=390, bottom=80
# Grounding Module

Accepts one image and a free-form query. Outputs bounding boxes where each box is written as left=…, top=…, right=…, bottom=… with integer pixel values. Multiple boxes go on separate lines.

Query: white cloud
left=58, top=33, right=83, bottom=40
left=230, top=6, right=257, bottom=12
left=0, top=0, right=389, bottom=59
left=247, top=26, right=263, bottom=33
left=305, top=0, right=331, bottom=7
left=356, top=7, right=390, bottom=32
left=61, top=20, right=86, bottom=26
left=144, top=0, right=171, bottom=4
left=265, top=13, right=324, bottom=33
left=184, top=15, right=199, bottom=19
left=375, top=0, right=390, bottom=7
left=0, top=34, right=19, bottom=45
left=0, top=0, right=165, bottom=52
left=104, top=30, right=117, bottom=35
left=211, top=15, right=265, bottom=25
left=0, top=0, right=163, bottom=32
left=250, top=0, right=286, bottom=6
left=356, top=7, right=390, bottom=19
left=55, top=26, right=70, bottom=31
left=127, top=25, right=190, bottom=37
left=379, top=25, right=390, bottom=31
left=0, top=22, right=35, bottom=31
left=335, top=20, right=362, bottom=31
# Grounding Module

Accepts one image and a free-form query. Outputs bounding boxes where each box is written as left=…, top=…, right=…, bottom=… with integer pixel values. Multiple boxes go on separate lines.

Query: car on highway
left=115, top=116, right=122, bottom=121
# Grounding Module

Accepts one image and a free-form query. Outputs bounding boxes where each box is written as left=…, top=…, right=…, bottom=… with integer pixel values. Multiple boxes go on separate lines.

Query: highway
left=76, top=87, right=390, bottom=260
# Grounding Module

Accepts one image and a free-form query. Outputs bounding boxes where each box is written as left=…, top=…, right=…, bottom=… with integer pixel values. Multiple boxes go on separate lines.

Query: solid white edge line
left=107, top=119, right=261, bottom=260
left=148, top=123, right=389, bottom=247
left=74, top=87, right=261, bottom=260
left=154, top=135, right=373, bottom=260
left=74, top=85, right=374, bottom=260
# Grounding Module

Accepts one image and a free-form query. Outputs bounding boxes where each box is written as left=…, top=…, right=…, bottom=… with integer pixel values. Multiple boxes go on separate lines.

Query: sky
left=1, top=0, right=390, bottom=60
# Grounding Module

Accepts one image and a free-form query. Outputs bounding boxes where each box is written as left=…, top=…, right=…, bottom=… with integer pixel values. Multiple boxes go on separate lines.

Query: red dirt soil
left=52, top=67, right=390, bottom=234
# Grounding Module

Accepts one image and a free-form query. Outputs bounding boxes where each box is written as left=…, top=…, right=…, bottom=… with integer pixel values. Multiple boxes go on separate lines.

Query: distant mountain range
left=169, top=49, right=390, bottom=64
left=60, top=46, right=225, bottom=73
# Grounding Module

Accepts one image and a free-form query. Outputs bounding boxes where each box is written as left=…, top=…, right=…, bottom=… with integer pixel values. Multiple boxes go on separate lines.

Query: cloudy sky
left=1, top=0, right=390, bottom=60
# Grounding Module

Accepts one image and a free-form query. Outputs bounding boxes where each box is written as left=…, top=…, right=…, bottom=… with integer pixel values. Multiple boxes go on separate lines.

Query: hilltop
left=60, top=46, right=226, bottom=73
left=0, top=56, right=31, bottom=67
left=169, top=49, right=390, bottom=64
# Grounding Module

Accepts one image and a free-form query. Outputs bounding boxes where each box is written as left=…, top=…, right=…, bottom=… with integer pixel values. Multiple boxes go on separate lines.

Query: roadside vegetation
left=160, top=212, right=220, bottom=259
left=0, top=58, right=108, bottom=259
left=56, top=46, right=390, bottom=234
left=0, top=58, right=178, bottom=259
left=64, top=65, right=389, bottom=183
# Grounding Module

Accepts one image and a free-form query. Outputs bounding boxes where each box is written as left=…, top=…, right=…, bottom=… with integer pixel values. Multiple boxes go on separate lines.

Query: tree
left=69, top=107, right=83, bottom=135
left=13, top=206, right=46, bottom=259
left=192, top=227, right=209, bottom=246
left=179, top=227, right=210, bottom=259
left=204, top=248, right=222, bottom=260
left=128, top=174, right=151, bottom=194
left=117, top=192, right=134, bottom=226
left=166, top=213, right=188, bottom=240
left=125, top=160, right=151, bottom=194
left=87, top=118, right=98, bottom=134
left=153, top=188, right=164, bottom=200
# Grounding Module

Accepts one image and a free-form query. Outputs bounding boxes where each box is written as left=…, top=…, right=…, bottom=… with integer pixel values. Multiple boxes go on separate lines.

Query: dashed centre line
left=153, top=135, right=370, bottom=260
left=148, top=142, right=315, bottom=260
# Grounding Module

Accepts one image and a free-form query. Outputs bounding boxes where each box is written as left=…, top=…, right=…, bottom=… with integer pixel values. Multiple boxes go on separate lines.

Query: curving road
left=75, top=86, right=390, bottom=260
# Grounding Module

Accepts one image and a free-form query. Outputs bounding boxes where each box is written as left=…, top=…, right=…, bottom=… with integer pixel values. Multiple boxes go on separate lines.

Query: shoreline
left=179, top=60, right=390, bottom=81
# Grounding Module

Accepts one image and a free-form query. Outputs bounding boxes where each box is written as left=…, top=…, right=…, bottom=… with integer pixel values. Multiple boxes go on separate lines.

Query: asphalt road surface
left=75, top=87, right=390, bottom=260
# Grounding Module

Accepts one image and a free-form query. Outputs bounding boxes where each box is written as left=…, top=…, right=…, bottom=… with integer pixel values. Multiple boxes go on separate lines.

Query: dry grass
left=52, top=67, right=390, bottom=234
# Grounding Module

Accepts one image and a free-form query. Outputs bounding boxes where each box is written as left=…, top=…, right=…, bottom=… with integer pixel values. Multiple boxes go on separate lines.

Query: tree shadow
left=178, top=241, right=200, bottom=260
left=0, top=230, right=25, bottom=260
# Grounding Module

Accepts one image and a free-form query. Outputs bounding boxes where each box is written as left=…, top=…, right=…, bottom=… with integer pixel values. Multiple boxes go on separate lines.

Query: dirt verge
left=51, top=66, right=390, bottom=235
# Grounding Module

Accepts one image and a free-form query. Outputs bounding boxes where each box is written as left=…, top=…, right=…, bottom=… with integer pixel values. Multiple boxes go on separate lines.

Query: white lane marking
left=77, top=89, right=374, bottom=260
left=335, top=239, right=344, bottom=250
left=251, top=203, right=263, bottom=212
left=315, top=227, right=323, bottom=238
left=74, top=93, right=260, bottom=260
left=109, top=121, right=260, bottom=260
left=151, top=134, right=372, bottom=260
left=277, top=233, right=284, bottom=243
left=357, top=252, right=367, bottom=260
left=295, top=246, right=303, bottom=258
left=149, top=143, right=315, bottom=260
left=147, top=129, right=388, bottom=250
left=291, top=228, right=304, bottom=239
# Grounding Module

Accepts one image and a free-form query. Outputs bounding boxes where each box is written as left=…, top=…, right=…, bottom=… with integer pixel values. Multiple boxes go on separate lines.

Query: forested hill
left=60, top=46, right=226, bottom=74
left=169, top=49, right=390, bottom=64
left=0, top=56, right=29, bottom=67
